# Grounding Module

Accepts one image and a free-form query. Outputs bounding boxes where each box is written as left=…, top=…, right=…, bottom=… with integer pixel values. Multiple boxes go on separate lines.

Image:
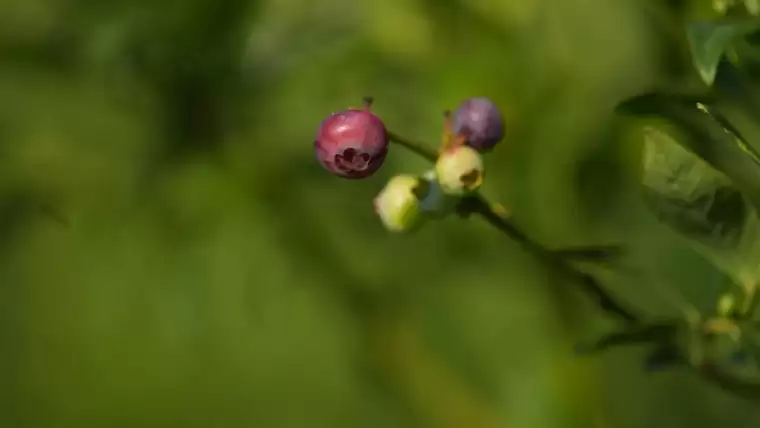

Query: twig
left=388, top=128, right=760, bottom=399
left=386, top=130, right=439, bottom=162
left=386, top=130, right=639, bottom=322
left=693, top=363, right=760, bottom=399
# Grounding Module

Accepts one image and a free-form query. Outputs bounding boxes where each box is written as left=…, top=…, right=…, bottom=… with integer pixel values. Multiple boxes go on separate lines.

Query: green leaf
left=643, top=346, right=684, bottom=371
left=552, top=244, right=625, bottom=264
left=708, top=63, right=760, bottom=171
left=641, top=126, right=749, bottom=250
left=574, top=322, right=678, bottom=355
left=746, top=0, right=760, bottom=16
left=619, top=91, right=760, bottom=281
left=618, top=93, right=760, bottom=212
left=687, top=19, right=760, bottom=85
left=746, top=27, right=760, bottom=45
left=637, top=123, right=760, bottom=284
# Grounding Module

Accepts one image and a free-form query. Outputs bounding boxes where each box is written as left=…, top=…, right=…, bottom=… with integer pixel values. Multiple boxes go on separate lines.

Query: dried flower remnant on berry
left=315, top=96, right=389, bottom=179
left=435, top=145, right=485, bottom=196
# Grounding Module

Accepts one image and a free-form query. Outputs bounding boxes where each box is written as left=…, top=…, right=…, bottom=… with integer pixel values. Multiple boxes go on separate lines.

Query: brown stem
left=386, top=130, right=639, bottom=322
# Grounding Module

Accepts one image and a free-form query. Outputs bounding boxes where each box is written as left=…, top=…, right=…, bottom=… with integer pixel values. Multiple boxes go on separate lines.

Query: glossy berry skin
left=435, top=145, right=484, bottom=196
left=452, top=97, right=505, bottom=152
left=315, top=107, right=389, bottom=179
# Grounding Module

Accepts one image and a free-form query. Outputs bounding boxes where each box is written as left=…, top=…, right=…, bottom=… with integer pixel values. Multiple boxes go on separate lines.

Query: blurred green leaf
left=641, top=126, right=749, bottom=250
left=746, top=0, right=760, bottom=15
left=643, top=345, right=683, bottom=371
left=709, top=61, right=760, bottom=155
left=618, top=93, right=760, bottom=212
left=619, top=92, right=760, bottom=284
left=687, top=19, right=760, bottom=85
left=552, top=244, right=625, bottom=264
left=5, top=0, right=760, bottom=425
left=637, top=124, right=760, bottom=285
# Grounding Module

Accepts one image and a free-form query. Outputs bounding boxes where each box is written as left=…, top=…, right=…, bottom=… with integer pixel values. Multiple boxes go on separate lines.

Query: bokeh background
left=1, top=0, right=759, bottom=427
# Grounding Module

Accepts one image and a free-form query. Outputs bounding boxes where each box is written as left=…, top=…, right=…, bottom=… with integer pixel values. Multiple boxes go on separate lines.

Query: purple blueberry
left=452, top=97, right=505, bottom=152
left=315, top=97, right=389, bottom=179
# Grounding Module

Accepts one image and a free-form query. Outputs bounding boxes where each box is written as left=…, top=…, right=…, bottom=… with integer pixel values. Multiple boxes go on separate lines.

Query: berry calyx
left=315, top=97, right=389, bottom=179
left=439, top=109, right=467, bottom=153
left=435, top=145, right=485, bottom=195
left=452, top=97, right=505, bottom=152
left=373, top=174, right=426, bottom=232
left=417, top=169, right=459, bottom=217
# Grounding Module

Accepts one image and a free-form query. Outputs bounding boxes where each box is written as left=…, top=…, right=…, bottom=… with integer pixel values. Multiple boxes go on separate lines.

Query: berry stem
left=385, top=129, right=638, bottom=322
left=386, top=128, right=760, bottom=398
left=441, top=110, right=453, bottom=152
left=363, top=96, right=375, bottom=110
left=386, top=130, right=438, bottom=162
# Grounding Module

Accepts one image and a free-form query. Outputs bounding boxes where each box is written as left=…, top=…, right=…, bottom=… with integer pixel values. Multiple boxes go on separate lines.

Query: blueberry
left=315, top=97, right=389, bottom=179
left=435, top=145, right=485, bottom=196
left=373, top=174, right=426, bottom=233
left=452, top=97, right=505, bottom=152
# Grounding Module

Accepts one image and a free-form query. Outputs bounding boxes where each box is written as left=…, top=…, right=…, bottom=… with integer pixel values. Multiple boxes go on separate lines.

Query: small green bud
left=712, top=0, right=730, bottom=14
left=373, top=174, right=426, bottom=232
left=434, top=145, right=485, bottom=196
left=717, top=293, right=737, bottom=318
left=747, top=0, right=760, bottom=15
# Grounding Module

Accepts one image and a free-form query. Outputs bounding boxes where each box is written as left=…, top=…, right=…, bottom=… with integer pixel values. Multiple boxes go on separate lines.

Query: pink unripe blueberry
left=315, top=97, right=389, bottom=179
left=452, top=97, right=505, bottom=152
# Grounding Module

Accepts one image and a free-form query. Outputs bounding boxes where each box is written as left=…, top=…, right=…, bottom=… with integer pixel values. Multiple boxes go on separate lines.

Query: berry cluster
left=315, top=96, right=506, bottom=232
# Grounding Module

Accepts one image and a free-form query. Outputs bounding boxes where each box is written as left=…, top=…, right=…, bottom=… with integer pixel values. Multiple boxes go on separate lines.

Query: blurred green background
left=1, top=0, right=759, bottom=427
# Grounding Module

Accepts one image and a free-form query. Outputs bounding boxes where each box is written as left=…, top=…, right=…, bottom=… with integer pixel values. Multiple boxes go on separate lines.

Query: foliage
left=3, top=0, right=760, bottom=427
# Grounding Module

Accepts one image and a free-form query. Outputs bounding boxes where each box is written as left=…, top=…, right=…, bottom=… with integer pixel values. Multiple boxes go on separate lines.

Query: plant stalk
left=386, top=130, right=638, bottom=322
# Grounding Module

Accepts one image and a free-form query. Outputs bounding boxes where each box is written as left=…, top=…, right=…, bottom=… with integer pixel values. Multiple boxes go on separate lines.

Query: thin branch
left=386, top=130, right=639, bottom=322
left=463, top=195, right=639, bottom=322
left=388, top=128, right=760, bottom=398
left=386, top=130, right=439, bottom=162
left=694, top=363, right=760, bottom=399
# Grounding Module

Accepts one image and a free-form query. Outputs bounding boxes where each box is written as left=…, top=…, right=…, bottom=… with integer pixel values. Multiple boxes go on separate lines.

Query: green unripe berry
left=717, top=293, right=737, bottom=318
left=373, top=174, right=426, bottom=232
left=435, top=145, right=485, bottom=195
